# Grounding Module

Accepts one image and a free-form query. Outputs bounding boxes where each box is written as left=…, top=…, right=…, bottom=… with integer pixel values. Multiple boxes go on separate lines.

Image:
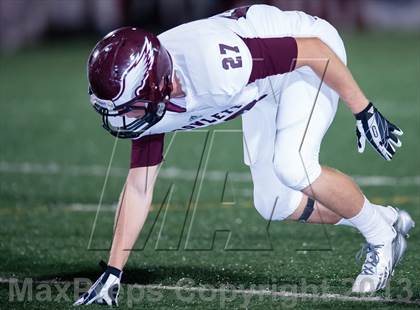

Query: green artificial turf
left=0, top=31, right=419, bottom=309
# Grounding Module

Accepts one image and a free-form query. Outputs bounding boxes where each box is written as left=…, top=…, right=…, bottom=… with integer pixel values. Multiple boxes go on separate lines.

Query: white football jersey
left=109, top=5, right=319, bottom=139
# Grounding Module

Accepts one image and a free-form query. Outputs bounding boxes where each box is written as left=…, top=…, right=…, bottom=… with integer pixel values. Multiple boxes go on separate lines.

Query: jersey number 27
left=219, top=44, right=243, bottom=70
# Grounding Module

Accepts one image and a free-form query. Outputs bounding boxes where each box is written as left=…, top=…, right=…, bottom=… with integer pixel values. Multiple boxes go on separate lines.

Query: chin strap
left=299, top=198, right=315, bottom=223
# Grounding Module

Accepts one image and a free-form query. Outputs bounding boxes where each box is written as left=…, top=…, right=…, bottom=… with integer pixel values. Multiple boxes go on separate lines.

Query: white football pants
left=242, top=17, right=347, bottom=221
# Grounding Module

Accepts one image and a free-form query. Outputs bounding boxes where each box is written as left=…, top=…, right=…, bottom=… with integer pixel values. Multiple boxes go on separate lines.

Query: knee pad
left=273, top=154, right=321, bottom=191
left=250, top=161, right=304, bottom=221
left=253, top=193, right=276, bottom=221
left=252, top=184, right=303, bottom=221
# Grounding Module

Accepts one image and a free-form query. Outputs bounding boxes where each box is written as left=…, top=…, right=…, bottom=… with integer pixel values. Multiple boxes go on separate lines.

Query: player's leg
left=273, top=67, right=394, bottom=235
left=250, top=158, right=342, bottom=224
left=242, top=76, right=397, bottom=226
left=272, top=60, right=411, bottom=292
left=286, top=194, right=343, bottom=224
left=287, top=192, right=402, bottom=228
left=249, top=148, right=408, bottom=228
left=249, top=150, right=405, bottom=230
left=249, top=159, right=304, bottom=222
left=251, top=165, right=348, bottom=226
left=243, top=81, right=357, bottom=225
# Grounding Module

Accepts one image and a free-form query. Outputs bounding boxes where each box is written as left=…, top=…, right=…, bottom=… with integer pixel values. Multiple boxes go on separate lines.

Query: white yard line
left=65, top=203, right=117, bottom=212
left=0, top=277, right=418, bottom=305
left=0, top=161, right=127, bottom=177
left=138, top=284, right=419, bottom=305
left=0, top=161, right=419, bottom=186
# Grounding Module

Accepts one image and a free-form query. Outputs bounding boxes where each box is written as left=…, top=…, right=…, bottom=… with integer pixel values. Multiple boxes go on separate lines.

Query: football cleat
left=74, top=268, right=121, bottom=306
left=352, top=232, right=407, bottom=293
left=392, top=207, right=415, bottom=237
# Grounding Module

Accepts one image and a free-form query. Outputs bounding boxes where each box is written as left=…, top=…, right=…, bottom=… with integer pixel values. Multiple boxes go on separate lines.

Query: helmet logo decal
left=135, top=37, right=155, bottom=95
left=113, top=37, right=155, bottom=103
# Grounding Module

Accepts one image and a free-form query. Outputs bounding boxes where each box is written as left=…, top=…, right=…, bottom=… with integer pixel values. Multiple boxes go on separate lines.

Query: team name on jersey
left=180, top=94, right=267, bottom=130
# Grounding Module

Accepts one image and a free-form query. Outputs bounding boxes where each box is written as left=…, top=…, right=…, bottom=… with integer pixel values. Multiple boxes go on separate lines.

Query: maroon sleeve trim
left=130, top=134, right=165, bottom=168
left=166, top=101, right=187, bottom=113
left=240, top=36, right=297, bottom=85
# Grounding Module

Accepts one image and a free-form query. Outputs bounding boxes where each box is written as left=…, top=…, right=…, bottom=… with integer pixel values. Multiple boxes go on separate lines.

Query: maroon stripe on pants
left=130, top=133, right=165, bottom=168
left=240, top=36, right=298, bottom=85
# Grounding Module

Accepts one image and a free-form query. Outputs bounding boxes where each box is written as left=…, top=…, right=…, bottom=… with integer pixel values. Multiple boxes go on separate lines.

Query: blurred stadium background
left=1, top=0, right=420, bottom=51
left=0, top=0, right=419, bottom=309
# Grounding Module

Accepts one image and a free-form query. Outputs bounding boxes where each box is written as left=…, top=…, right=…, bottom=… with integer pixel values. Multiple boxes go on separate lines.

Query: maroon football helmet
left=87, top=27, right=173, bottom=138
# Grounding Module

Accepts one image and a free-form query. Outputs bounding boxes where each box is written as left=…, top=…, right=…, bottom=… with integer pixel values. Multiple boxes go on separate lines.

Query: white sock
left=374, top=204, right=398, bottom=225
left=347, top=197, right=396, bottom=245
left=335, top=218, right=354, bottom=227
left=336, top=203, right=398, bottom=228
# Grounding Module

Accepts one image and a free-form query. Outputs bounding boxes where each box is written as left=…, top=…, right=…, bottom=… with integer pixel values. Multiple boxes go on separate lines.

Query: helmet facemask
left=89, top=71, right=171, bottom=139
left=90, top=92, right=167, bottom=139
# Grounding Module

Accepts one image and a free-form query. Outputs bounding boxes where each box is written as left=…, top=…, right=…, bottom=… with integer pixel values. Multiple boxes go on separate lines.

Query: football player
left=74, top=5, right=415, bottom=306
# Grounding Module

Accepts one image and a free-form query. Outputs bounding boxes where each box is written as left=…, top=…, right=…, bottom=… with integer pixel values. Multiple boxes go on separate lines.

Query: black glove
left=355, top=102, right=403, bottom=161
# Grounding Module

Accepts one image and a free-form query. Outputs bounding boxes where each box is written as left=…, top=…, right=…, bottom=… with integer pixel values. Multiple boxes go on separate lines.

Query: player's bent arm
left=295, top=37, right=369, bottom=114
left=294, top=38, right=403, bottom=160
left=108, top=165, right=159, bottom=270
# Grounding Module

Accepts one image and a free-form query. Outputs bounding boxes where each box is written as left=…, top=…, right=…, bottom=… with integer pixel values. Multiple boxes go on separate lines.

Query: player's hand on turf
left=355, top=102, right=403, bottom=161
left=74, top=266, right=121, bottom=306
